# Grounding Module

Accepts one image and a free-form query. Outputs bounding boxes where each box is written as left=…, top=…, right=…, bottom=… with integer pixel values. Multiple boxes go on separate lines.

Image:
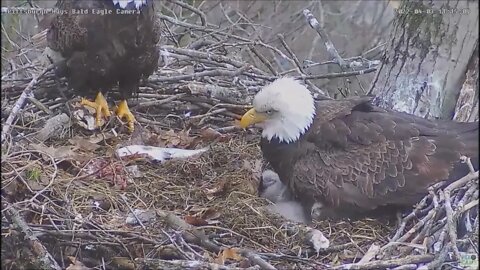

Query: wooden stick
left=1, top=65, right=53, bottom=143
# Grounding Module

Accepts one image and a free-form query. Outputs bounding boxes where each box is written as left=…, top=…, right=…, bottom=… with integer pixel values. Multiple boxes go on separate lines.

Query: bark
left=453, top=44, right=479, bottom=122
left=369, top=0, right=478, bottom=120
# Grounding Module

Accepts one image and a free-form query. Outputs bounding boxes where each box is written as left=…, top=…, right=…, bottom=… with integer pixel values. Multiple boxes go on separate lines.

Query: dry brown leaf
left=184, top=215, right=209, bottom=226
left=205, top=178, right=228, bottom=200
left=199, top=127, right=230, bottom=142
left=187, top=207, right=221, bottom=225
left=145, top=134, right=165, bottom=147
left=215, top=248, right=243, bottom=265
left=200, top=208, right=221, bottom=221
left=160, top=129, right=196, bottom=148
left=66, top=256, right=90, bottom=270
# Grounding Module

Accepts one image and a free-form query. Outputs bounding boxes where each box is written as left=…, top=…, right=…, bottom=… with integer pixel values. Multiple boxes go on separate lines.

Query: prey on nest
left=242, top=77, right=479, bottom=221
left=40, top=0, right=160, bottom=132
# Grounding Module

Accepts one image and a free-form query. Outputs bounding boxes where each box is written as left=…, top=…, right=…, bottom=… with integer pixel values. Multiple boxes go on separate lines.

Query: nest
left=1, top=2, right=478, bottom=270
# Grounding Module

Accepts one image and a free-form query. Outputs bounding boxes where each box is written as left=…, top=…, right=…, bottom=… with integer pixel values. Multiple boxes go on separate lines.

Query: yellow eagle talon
left=115, top=100, right=136, bottom=132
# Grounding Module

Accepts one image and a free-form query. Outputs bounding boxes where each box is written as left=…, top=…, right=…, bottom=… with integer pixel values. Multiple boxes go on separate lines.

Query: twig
left=167, top=0, right=207, bottom=26
left=161, top=230, right=194, bottom=260
left=444, top=171, right=479, bottom=243
left=249, top=45, right=278, bottom=76
left=390, top=264, right=419, bottom=270
left=157, top=210, right=275, bottom=269
left=460, top=199, right=478, bottom=214
left=460, top=156, right=476, bottom=174
left=27, top=96, right=54, bottom=115
left=1, top=64, right=36, bottom=80
left=4, top=204, right=62, bottom=270
left=277, top=34, right=306, bottom=76
left=150, top=66, right=252, bottom=83
left=302, top=9, right=347, bottom=69
left=134, top=93, right=187, bottom=110
left=135, top=258, right=260, bottom=270
left=298, top=67, right=377, bottom=80
left=442, top=190, right=459, bottom=260
left=240, top=249, right=276, bottom=270
left=276, top=33, right=327, bottom=96
left=119, top=194, right=147, bottom=231
left=190, top=108, right=227, bottom=120
left=332, top=254, right=434, bottom=270
left=391, top=194, right=433, bottom=241
left=421, top=243, right=453, bottom=269
left=1, top=65, right=53, bottom=143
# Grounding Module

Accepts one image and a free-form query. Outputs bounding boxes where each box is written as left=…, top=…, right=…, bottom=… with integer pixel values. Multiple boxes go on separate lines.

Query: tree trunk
left=368, top=0, right=478, bottom=120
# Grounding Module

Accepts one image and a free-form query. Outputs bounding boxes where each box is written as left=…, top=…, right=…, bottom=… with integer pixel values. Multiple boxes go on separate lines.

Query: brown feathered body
left=47, top=0, right=160, bottom=100
left=261, top=96, right=479, bottom=219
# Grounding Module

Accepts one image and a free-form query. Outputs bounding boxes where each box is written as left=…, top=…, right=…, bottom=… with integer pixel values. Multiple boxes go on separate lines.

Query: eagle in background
left=43, top=0, right=160, bottom=132
left=241, top=78, right=479, bottom=220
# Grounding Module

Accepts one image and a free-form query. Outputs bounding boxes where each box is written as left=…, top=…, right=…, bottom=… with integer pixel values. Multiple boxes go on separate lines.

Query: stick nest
left=1, top=2, right=478, bottom=270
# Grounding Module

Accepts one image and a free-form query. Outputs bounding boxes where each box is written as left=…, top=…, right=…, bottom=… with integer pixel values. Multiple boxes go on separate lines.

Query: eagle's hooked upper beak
left=240, top=108, right=267, bottom=128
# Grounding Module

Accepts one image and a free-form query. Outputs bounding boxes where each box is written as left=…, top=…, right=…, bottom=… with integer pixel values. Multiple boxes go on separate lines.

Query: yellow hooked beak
left=239, top=108, right=267, bottom=128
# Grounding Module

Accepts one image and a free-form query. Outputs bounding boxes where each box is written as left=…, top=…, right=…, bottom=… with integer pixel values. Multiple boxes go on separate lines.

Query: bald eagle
left=46, top=0, right=160, bottom=132
left=241, top=78, right=479, bottom=220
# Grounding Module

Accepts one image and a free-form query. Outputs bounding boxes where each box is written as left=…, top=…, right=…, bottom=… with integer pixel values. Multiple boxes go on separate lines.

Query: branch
left=302, top=9, right=347, bottom=69
left=158, top=210, right=276, bottom=270
left=297, top=68, right=377, bottom=80
left=166, top=0, right=207, bottom=26
left=150, top=66, right=252, bottom=83
left=136, top=258, right=258, bottom=270
left=1, top=65, right=53, bottom=143
left=333, top=254, right=434, bottom=270
left=4, top=205, right=62, bottom=270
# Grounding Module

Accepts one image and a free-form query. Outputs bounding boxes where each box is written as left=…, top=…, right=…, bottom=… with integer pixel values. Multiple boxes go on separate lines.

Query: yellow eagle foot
left=80, top=92, right=111, bottom=129
left=115, top=100, right=135, bottom=132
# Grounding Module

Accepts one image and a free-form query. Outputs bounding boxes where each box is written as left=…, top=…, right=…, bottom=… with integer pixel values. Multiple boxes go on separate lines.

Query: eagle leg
left=115, top=100, right=135, bottom=132
left=80, top=92, right=111, bottom=129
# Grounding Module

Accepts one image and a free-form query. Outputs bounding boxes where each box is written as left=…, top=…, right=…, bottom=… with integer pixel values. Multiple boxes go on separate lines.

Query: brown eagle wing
left=47, top=0, right=91, bottom=56
left=46, top=0, right=160, bottom=98
left=290, top=96, right=478, bottom=212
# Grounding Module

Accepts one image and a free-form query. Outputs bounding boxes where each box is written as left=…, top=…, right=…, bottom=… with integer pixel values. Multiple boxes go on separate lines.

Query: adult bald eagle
left=241, top=78, right=479, bottom=219
left=46, top=0, right=160, bottom=132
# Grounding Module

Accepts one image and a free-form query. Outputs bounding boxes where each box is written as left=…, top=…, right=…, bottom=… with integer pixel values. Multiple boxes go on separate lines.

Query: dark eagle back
left=262, top=96, right=479, bottom=218
left=47, top=0, right=160, bottom=99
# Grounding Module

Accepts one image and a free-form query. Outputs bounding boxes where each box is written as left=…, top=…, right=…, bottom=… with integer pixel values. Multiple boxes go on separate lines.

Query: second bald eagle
left=46, top=0, right=160, bottom=132
left=241, top=78, right=479, bottom=219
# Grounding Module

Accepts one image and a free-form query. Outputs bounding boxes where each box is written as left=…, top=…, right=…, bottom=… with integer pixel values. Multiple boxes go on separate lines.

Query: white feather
left=253, top=77, right=316, bottom=143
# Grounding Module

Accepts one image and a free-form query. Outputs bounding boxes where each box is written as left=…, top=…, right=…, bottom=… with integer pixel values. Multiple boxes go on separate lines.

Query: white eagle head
left=240, top=77, right=316, bottom=143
